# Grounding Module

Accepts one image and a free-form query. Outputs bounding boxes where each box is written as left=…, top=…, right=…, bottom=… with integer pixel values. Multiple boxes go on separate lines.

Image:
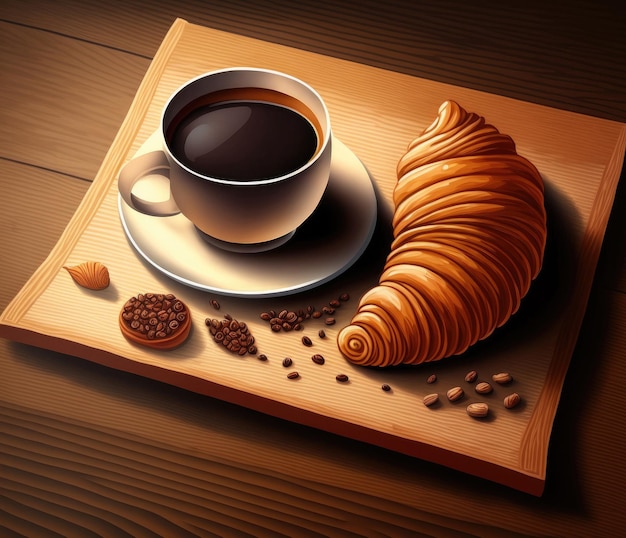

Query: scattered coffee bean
left=282, top=357, right=293, bottom=367
left=329, top=299, right=341, bottom=308
left=427, top=374, right=437, bottom=384
left=381, top=383, right=392, bottom=392
left=210, top=299, right=221, bottom=310
left=447, top=386, right=464, bottom=402
left=475, top=381, right=493, bottom=394
left=423, top=393, right=439, bottom=407
left=322, top=306, right=335, bottom=315
left=467, top=402, right=489, bottom=418
left=312, top=311, right=322, bottom=319
left=339, top=293, right=350, bottom=302
left=258, top=354, right=268, bottom=361
left=336, top=374, right=349, bottom=383
left=325, top=317, right=336, bottom=326
left=206, top=315, right=256, bottom=355
left=287, top=371, right=300, bottom=380
left=318, top=329, right=326, bottom=339
left=493, top=372, right=513, bottom=384
left=464, top=370, right=478, bottom=383
left=504, top=392, right=521, bottom=409
left=260, top=312, right=272, bottom=321
left=311, top=354, right=325, bottom=365
left=302, top=336, right=313, bottom=347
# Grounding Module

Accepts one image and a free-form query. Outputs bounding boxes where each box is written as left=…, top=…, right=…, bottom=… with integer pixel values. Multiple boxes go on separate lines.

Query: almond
left=493, top=372, right=513, bottom=384
left=464, top=370, right=478, bottom=383
left=467, top=402, right=489, bottom=418
left=446, top=386, right=464, bottom=402
left=504, top=392, right=521, bottom=409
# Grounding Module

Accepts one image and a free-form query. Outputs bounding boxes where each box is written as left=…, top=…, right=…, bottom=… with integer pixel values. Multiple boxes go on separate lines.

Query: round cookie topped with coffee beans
left=119, top=292, right=191, bottom=350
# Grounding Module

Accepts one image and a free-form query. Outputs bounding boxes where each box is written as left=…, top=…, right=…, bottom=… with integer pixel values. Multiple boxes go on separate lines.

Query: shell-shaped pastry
left=337, top=100, right=547, bottom=367
left=64, top=261, right=110, bottom=290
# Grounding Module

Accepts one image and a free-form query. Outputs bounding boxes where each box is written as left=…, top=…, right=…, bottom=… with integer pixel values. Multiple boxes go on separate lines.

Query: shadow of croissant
left=461, top=176, right=581, bottom=356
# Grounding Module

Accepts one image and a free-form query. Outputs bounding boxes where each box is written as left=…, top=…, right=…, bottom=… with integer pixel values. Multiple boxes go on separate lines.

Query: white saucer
left=118, top=133, right=377, bottom=297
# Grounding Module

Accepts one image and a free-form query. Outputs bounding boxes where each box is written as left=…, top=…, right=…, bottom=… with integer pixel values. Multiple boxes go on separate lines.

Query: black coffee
left=168, top=99, right=319, bottom=181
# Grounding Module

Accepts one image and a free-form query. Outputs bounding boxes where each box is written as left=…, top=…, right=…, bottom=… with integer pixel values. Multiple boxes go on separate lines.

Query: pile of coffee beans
left=259, top=294, right=350, bottom=332
left=205, top=314, right=257, bottom=355
left=121, top=293, right=188, bottom=341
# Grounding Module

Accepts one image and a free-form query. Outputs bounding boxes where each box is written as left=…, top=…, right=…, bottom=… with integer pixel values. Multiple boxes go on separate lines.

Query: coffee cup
left=118, top=67, right=332, bottom=251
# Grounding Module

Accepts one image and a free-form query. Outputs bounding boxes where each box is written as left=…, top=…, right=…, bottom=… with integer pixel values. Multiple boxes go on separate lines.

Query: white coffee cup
left=118, top=67, right=332, bottom=251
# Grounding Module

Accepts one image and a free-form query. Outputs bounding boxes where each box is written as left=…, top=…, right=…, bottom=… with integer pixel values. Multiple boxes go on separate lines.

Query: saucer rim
left=118, top=136, right=377, bottom=298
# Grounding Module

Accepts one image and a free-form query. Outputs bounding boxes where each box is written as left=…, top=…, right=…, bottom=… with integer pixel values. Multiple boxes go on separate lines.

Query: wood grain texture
left=0, top=20, right=148, bottom=180
left=1, top=0, right=624, bottom=122
left=1, top=0, right=625, bottom=535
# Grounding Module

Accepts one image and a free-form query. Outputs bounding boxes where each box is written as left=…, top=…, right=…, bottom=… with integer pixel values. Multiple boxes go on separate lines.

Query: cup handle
left=118, top=150, right=180, bottom=216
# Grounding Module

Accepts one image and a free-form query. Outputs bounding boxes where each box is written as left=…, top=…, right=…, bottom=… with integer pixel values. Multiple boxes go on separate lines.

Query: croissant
left=337, top=100, right=547, bottom=367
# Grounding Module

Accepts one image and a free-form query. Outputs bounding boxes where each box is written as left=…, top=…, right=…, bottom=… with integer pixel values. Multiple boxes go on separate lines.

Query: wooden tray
left=1, top=18, right=624, bottom=496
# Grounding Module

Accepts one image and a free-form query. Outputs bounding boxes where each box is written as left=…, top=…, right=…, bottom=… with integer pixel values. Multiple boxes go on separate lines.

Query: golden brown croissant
left=337, top=100, right=547, bottom=367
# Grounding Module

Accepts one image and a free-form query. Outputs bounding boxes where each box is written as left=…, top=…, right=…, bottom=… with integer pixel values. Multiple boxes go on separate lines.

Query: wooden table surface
left=1, top=1, right=624, bottom=536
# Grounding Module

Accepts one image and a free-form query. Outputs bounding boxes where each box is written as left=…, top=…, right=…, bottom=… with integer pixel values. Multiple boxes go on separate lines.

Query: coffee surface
left=169, top=100, right=318, bottom=181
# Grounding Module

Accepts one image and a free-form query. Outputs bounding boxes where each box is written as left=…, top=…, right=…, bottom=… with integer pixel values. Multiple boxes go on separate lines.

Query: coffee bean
left=312, top=311, right=322, bottom=319
left=318, top=329, right=326, bottom=339
left=258, top=354, right=268, bottom=361
left=423, top=393, right=439, bottom=407
left=211, top=299, right=221, bottom=310
left=329, top=299, right=341, bottom=308
left=336, top=374, right=349, bottom=383
left=302, top=336, right=313, bottom=347
left=427, top=374, right=437, bottom=384
left=311, top=354, right=325, bottom=365
left=381, top=384, right=391, bottom=392
left=322, top=306, right=335, bottom=314
left=325, top=317, right=336, bottom=325
left=339, top=293, right=350, bottom=302
left=260, top=312, right=272, bottom=321
left=282, top=357, right=293, bottom=367
left=475, top=382, right=493, bottom=394
left=287, top=371, right=300, bottom=380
